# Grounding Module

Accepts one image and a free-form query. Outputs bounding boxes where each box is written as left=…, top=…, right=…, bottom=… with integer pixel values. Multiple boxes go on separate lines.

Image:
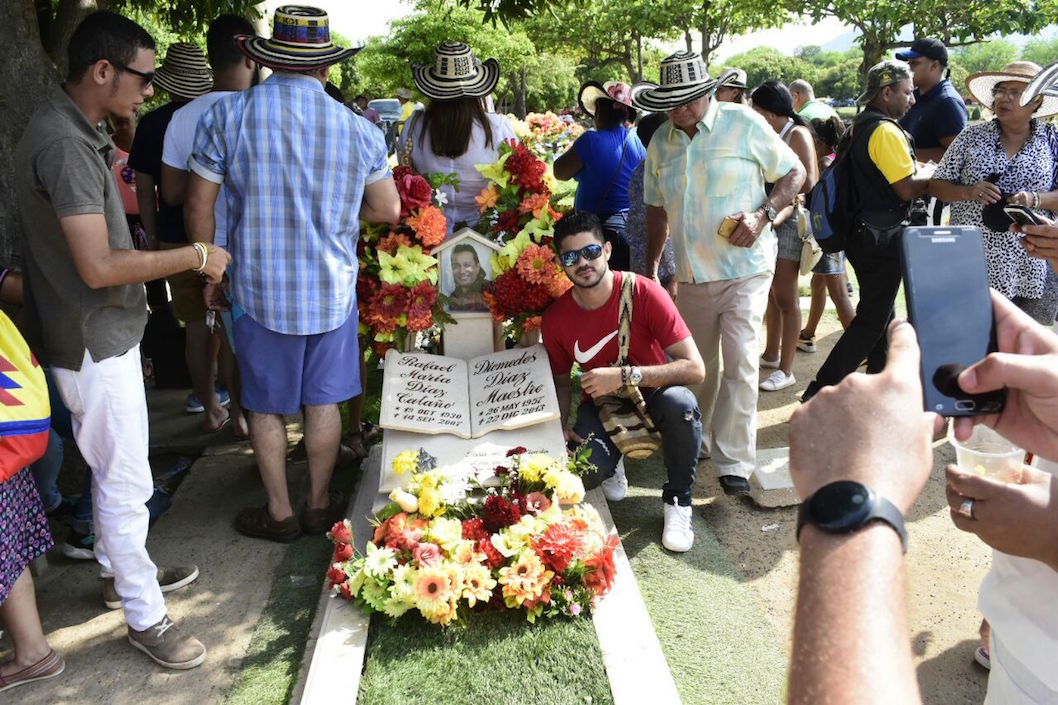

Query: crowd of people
left=2, top=5, right=1058, bottom=703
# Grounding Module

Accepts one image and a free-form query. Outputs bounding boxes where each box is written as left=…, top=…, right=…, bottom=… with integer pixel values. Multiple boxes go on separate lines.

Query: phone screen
left=900, top=226, right=1004, bottom=416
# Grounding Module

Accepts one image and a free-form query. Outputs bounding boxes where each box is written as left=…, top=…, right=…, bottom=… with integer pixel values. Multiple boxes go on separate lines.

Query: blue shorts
left=813, top=250, right=845, bottom=275
left=232, top=309, right=361, bottom=415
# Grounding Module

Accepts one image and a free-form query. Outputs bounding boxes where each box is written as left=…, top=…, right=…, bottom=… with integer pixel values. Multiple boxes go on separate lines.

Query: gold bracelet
left=192, top=242, right=209, bottom=272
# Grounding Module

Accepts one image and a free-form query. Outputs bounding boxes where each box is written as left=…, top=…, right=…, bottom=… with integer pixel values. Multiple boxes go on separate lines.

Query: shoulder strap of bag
left=1046, top=122, right=1058, bottom=191
left=595, top=128, right=633, bottom=214
left=616, top=271, right=635, bottom=366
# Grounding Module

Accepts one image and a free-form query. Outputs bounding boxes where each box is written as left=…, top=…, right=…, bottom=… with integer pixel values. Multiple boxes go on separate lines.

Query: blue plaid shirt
left=190, top=73, right=390, bottom=335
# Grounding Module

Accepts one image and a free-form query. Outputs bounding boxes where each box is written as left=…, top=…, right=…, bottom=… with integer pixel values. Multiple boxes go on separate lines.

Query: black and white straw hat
left=631, top=51, right=717, bottom=111
left=412, top=42, right=500, bottom=101
left=236, top=6, right=360, bottom=72
left=153, top=42, right=212, bottom=100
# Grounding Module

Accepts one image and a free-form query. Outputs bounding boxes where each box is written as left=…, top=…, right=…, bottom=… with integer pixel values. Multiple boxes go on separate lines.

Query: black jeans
left=802, top=224, right=904, bottom=401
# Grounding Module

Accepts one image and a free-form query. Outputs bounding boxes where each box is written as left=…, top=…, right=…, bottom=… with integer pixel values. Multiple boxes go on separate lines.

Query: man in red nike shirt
left=542, top=210, right=705, bottom=552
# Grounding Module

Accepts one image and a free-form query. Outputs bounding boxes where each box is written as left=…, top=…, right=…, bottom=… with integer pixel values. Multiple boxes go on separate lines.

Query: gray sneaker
left=128, top=616, right=206, bottom=669
left=104, top=565, right=200, bottom=609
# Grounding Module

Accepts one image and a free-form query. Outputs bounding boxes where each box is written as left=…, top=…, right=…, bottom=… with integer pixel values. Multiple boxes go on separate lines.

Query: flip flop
left=203, top=413, right=231, bottom=434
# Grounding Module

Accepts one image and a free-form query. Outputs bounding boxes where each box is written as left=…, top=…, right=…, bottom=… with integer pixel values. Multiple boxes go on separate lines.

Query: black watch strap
left=796, top=481, right=909, bottom=554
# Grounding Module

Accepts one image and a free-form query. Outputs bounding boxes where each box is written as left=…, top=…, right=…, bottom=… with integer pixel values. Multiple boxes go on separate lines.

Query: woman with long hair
left=750, top=80, right=819, bottom=392
left=398, top=42, right=516, bottom=238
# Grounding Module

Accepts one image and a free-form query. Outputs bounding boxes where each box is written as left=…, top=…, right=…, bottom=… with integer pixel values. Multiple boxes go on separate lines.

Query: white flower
left=363, top=542, right=398, bottom=579
left=433, top=188, right=449, bottom=206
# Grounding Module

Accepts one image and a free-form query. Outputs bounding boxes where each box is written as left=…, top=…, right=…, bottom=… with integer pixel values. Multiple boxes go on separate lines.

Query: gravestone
left=750, top=447, right=799, bottom=508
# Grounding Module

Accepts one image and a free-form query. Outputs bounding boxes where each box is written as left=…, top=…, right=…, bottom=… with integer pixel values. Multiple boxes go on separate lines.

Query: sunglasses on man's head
left=559, top=244, right=604, bottom=267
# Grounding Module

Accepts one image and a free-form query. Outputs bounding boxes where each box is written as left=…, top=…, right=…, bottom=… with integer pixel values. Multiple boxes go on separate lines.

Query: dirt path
left=690, top=313, right=991, bottom=704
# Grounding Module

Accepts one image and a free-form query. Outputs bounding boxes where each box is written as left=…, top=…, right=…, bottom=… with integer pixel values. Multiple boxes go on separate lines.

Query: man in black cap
left=896, top=38, right=968, bottom=164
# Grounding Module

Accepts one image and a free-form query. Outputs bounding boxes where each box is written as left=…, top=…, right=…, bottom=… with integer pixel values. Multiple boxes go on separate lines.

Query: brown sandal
left=301, top=491, right=348, bottom=536
left=234, top=506, right=301, bottom=543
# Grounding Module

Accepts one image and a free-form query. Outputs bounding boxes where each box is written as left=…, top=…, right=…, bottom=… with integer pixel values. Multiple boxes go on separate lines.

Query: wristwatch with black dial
left=796, top=480, right=908, bottom=553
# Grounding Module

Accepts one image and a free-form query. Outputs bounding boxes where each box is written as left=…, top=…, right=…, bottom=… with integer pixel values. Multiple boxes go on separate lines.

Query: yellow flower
left=475, top=152, right=512, bottom=188
left=543, top=467, right=585, bottom=504
left=519, top=453, right=553, bottom=484
left=418, top=486, right=444, bottom=518
left=421, top=597, right=460, bottom=626
left=392, top=450, right=419, bottom=476
left=427, top=517, right=464, bottom=552
left=462, top=562, right=497, bottom=607
left=498, top=550, right=553, bottom=608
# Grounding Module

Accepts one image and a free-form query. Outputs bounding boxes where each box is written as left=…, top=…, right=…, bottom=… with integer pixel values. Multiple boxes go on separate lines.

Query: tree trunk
left=684, top=29, right=693, bottom=53
left=47, top=0, right=101, bottom=73
left=2, top=0, right=60, bottom=267
left=635, top=31, right=642, bottom=83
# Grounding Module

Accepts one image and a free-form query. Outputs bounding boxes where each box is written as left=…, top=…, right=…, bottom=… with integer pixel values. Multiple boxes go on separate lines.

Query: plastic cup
left=947, top=423, right=1025, bottom=483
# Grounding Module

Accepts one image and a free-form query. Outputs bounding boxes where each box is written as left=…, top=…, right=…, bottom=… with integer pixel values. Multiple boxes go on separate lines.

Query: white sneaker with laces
left=601, top=458, right=627, bottom=502
left=662, top=499, right=694, bottom=552
left=760, top=370, right=796, bottom=392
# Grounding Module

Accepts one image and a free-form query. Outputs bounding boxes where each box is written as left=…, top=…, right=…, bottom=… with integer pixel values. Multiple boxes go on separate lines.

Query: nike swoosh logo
left=574, top=330, right=619, bottom=365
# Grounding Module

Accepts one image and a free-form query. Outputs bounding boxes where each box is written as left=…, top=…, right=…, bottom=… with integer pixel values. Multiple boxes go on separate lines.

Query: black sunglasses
left=559, top=244, right=604, bottom=267
left=108, top=60, right=156, bottom=88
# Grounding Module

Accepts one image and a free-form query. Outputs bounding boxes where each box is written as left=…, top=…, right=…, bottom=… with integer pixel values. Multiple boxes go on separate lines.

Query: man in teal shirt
left=633, top=51, right=805, bottom=497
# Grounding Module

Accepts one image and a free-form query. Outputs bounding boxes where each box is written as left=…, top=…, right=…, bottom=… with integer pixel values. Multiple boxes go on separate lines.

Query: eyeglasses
left=991, top=86, right=1025, bottom=100
left=558, top=244, right=604, bottom=267
left=109, top=61, right=156, bottom=88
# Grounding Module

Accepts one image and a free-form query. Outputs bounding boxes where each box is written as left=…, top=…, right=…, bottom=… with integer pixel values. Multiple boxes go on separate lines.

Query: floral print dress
left=0, top=468, right=53, bottom=603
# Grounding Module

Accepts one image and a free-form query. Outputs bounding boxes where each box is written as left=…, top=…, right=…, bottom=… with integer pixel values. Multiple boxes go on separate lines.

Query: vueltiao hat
left=153, top=42, right=212, bottom=100
left=236, top=6, right=360, bottom=72
left=412, top=42, right=500, bottom=100
left=578, top=80, right=638, bottom=120
left=967, top=61, right=1058, bottom=119
left=630, top=51, right=717, bottom=111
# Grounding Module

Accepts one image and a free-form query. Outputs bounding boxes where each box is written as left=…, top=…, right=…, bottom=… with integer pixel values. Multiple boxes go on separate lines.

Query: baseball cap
left=855, top=59, right=913, bottom=105
left=895, top=38, right=949, bottom=66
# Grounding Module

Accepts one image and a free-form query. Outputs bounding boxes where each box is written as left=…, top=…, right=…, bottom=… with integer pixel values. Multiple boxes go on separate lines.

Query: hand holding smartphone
left=899, top=226, right=1004, bottom=416
left=717, top=214, right=740, bottom=239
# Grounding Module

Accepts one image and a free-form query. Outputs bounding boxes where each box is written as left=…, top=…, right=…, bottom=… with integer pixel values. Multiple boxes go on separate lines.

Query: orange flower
left=498, top=550, right=554, bottom=608
left=414, top=565, right=454, bottom=612
left=475, top=184, right=499, bottom=213
left=407, top=206, right=448, bottom=248
left=547, top=271, right=572, bottom=298
left=516, top=244, right=558, bottom=286
left=377, top=232, right=412, bottom=254
left=518, top=191, right=551, bottom=219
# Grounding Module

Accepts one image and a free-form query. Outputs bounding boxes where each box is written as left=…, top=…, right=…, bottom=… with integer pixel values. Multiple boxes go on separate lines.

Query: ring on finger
left=958, top=497, right=976, bottom=519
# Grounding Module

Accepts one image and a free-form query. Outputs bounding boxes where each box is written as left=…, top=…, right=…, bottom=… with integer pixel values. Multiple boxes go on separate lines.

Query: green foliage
left=1021, top=37, right=1058, bottom=67
left=525, top=52, right=579, bottom=112
left=723, top=47, right=813, bottom=91
left=114, top=0, right=261, bottom=36
left=950, top=39, right=1018, bottom=74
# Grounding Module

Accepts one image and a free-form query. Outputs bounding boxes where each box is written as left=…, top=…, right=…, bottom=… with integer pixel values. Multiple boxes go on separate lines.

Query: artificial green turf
left=608, top=458, right=789, bottom=705
left=358, top=610, right=613, bottom=705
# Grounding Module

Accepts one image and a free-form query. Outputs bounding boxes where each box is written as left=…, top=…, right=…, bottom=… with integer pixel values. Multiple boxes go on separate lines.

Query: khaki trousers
left=676, top=272, right=771, bottom=479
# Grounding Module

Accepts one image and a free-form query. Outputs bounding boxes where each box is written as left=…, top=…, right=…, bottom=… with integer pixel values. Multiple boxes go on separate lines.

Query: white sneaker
left=662, top=499, right=694, bottom=552
left=601, top=458, right=628, bottom=502
left=760, top=370, right=796, bottom=391
left=760, top=356, right=780, bottom=370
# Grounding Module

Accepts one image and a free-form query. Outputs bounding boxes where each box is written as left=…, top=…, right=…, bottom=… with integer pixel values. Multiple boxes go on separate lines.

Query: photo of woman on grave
left=446, top=243, right=491, bottom=312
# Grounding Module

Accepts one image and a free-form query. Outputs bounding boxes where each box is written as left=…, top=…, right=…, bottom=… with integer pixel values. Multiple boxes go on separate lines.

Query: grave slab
left=750, top=447, right=800, bottom=508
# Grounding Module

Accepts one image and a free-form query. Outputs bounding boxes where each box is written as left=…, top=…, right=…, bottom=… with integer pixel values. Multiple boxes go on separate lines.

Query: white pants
left=987, top=633, right=1058, bottom=705
left=676, top=273, right=772, bottom=479
left=52, top=346, right=165, bottom=631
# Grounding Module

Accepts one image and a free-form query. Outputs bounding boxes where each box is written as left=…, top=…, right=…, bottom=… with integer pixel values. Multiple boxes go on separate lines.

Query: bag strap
left=616, top=272, right=635, bottom=366
left=595, top=128, right=633, bottom=214
left=1047, top=122, right=1058, bottom=191
left=399, top=112, right=418, bottom=167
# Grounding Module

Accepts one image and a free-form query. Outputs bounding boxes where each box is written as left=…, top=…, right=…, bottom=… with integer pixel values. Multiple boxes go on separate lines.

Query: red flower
left=326, top=564, right=348, bottom=587
left=583, top=534, right=619, bottom=595
left=486, top=270, right=554, bottom=319
left=333, top=542, right=354, bottom=562
left=356, top=274, right=379, bottom=304
left=394, top=169, right=433, bottom=218
left=406, top=280, right=438, bottom=332
left=413, top=541, right=443, bottom=567
left=366, top=283, right=411, bottom=333
left=478, top=537, right=507, bottom=569
left=534, top=522, right=585, bottom=573
left=482, top=495, right=522, bottom=534
left=506, top=446, right=528, bottom=457
left=504, top=140, right=547, bottom=192
left=462, top=517, right=488, bottom=541
left=339, top=581, right=354, bottom=601
left=492, top=209, right=522, bottom=235
left=372, top=512, right=409, bottom=545
left=329, top=521, right=352, bottom=544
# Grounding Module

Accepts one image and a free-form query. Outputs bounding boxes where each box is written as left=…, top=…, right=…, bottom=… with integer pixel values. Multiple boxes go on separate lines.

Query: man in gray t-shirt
left=15, top=11, right=229, bottom=671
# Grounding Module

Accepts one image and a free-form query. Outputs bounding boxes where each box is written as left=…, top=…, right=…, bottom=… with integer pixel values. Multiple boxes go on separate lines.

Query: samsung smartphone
left=900, top=226, right=1004, bottom=416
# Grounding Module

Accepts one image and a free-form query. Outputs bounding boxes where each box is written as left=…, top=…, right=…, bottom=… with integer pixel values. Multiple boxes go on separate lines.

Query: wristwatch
left=629, top=366, right=643, bottom=386
left=796, top=481, right=908, bottom=553
left=760, top=203, right=779, bottom=223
